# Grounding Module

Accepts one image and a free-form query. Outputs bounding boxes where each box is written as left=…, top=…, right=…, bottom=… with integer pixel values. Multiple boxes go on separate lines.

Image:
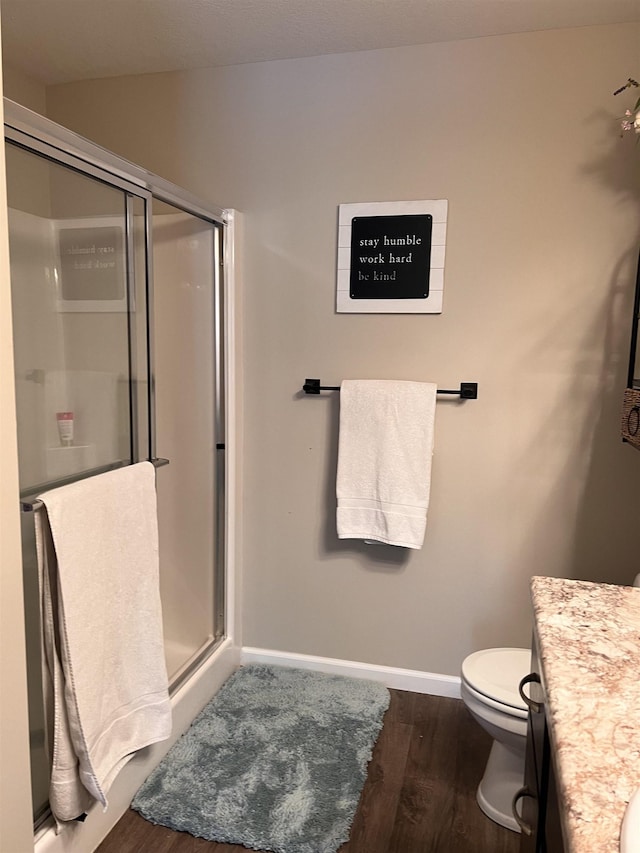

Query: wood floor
left=97, top=691, right=520, bottom=853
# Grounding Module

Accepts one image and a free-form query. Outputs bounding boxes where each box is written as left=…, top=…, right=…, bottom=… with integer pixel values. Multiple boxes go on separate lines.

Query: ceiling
left=1, top=0, right=639, bottom=87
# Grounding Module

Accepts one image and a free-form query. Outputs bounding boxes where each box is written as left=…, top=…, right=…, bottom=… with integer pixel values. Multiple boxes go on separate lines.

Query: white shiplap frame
left=337, top=199, right=447, bottom=314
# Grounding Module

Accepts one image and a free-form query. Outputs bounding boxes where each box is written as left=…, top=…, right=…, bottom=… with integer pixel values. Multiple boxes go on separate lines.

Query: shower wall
left=0, top=86, right=33, bottom=853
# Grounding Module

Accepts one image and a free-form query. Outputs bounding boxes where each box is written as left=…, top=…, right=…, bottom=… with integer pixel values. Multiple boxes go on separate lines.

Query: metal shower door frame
left=4, top=100, right=229, bottom=829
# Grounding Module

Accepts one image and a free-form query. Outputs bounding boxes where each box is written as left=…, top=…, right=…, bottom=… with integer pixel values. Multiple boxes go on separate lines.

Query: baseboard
left=240, top=647, right=461, bottom=698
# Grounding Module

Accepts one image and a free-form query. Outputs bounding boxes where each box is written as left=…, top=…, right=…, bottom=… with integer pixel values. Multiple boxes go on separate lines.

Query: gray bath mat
left=132, top=663, right=390, bottom=853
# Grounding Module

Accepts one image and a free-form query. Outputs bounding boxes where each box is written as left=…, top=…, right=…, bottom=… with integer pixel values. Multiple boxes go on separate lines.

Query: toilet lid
left=462, top=648, right=530, bottom=711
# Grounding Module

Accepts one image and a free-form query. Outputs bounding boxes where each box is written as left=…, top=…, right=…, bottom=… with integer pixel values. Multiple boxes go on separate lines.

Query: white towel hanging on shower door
left=35, top=462, right=171, bottom=829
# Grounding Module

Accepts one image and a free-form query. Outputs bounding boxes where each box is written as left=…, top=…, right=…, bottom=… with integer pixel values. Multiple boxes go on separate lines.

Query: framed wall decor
left=55, top=216, right=127, bottom=312
left=336, top=199, right=447, bottom=313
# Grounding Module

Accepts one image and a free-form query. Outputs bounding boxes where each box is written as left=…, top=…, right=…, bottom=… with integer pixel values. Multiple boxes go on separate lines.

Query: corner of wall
left=0, top=65, right=36, bottom=853
left=224, top=209, right=244, bottom=650
left=2, top=63, right=47, bottom=114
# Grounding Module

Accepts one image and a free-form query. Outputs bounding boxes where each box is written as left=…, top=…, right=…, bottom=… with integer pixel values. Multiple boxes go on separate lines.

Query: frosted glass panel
left=6, top=142, right=133, bottom=495
left=152, top=199, right=219, bottom=679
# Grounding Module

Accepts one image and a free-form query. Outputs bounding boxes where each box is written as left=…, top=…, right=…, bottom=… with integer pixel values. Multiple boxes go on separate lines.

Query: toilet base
left=476, top=739, right=524, bottom=833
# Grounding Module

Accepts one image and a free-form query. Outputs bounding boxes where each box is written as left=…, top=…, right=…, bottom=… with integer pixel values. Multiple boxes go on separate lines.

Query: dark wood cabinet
left=517, top=640, right=565, bottom=853
left=621, top=249, right=640, bottom=450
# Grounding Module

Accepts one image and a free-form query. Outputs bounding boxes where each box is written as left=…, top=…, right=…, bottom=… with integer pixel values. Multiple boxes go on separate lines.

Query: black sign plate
left=350, top=214, right=432, bottom=299
left=59, top=226, right=124, bottom=302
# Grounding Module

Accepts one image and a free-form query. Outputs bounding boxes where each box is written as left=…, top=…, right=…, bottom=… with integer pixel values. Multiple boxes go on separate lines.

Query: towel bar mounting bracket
left=458, top=382, right=478, bottom=399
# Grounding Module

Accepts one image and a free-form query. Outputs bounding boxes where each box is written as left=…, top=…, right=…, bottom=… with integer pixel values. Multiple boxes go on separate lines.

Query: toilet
left=460, top=647, right=531, bottom=833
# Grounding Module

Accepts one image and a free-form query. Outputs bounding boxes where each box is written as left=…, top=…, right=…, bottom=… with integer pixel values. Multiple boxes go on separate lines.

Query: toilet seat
left=462, top=678, right=528, bottom=722
left=461, top=648, right=530, bottom=713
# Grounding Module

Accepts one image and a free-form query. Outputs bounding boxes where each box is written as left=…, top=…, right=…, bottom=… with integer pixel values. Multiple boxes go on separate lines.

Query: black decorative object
left=349, top=214, right=432, bottom=299
left=622, top=249, right=640, bottom=450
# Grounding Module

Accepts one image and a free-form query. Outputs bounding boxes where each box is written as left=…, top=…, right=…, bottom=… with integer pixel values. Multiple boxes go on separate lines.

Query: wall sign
left=337, top=200, right=447, bottom=313
left=56, top=216, right=127, bottom=313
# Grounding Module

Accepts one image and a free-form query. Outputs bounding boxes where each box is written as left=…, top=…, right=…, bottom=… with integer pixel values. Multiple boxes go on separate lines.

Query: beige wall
left=0, top=64, right=38, bottom=853
left=3, top=63, right=46, bottom=113
left=45, top=23, right=640, bottom=677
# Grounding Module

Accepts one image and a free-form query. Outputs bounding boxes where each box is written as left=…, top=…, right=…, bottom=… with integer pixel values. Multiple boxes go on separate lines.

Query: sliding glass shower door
left=152, top=198, right=225, bottom=681
left=5, top=104, right=227, bottom=827
left=6, top=141, right=150, bottom=824
left=6, top=144, right=144, bottom=493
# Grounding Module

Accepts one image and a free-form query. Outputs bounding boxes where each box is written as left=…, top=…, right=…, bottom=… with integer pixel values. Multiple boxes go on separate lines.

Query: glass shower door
left=151, top=198, right=224, bottom=680
left=5, top=109, right=227, bottom=828
left=5, top=140, right=149, bottom=824
left=6, top=144, right=145, bottom=493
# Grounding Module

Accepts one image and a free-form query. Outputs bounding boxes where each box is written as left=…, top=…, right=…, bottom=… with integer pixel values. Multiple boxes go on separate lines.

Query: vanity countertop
left=531, top=575, right=640, bottom=852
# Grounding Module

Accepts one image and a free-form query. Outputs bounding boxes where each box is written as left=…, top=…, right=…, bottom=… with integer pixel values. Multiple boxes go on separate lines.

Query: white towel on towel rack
left=336, top=380, right=437, bottom=549
left=35, top=462, right=171, bottom=829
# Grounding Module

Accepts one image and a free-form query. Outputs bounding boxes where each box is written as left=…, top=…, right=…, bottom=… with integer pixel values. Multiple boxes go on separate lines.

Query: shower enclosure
left=4, top=100, right=229, bottom=830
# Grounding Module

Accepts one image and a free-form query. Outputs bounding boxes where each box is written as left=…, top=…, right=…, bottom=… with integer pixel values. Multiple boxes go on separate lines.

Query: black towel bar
left=302, top=379, right=478, bottom=399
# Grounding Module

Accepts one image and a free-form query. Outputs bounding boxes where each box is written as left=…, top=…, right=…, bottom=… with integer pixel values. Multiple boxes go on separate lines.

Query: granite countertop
left=531, top=575, right=640, bottom=853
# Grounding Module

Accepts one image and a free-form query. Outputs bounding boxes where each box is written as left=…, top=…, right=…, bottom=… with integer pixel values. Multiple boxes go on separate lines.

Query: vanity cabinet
left=516, top=641, right=565, bottom=853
